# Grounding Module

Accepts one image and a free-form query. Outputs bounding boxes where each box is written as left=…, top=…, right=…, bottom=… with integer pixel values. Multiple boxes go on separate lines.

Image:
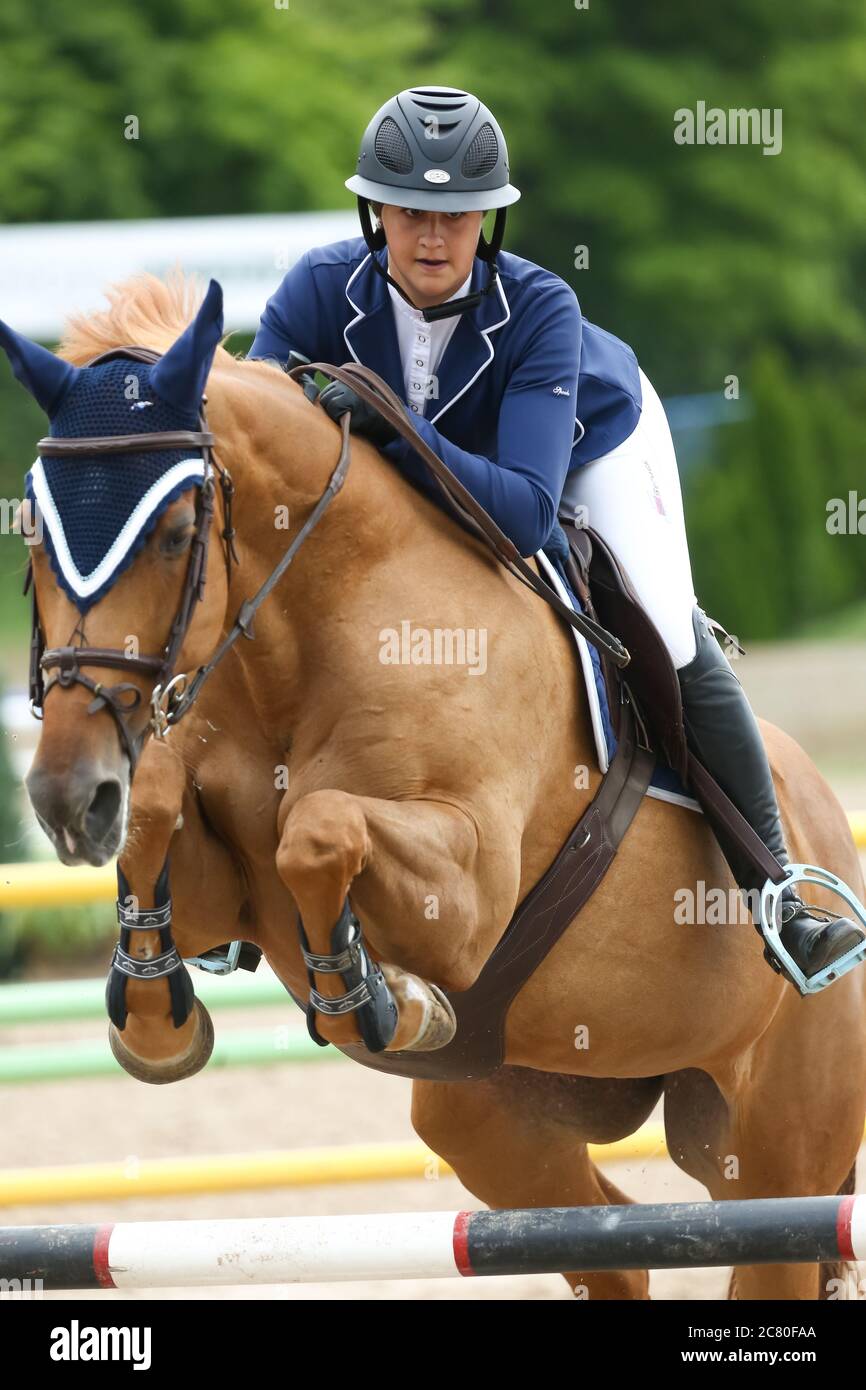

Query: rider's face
left=380, top=205, right=485, bottom=308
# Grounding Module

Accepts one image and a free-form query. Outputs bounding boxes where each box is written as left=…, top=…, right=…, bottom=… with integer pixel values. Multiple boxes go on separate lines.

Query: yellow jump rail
left=0, top=1132, right=670, bottom=1208
left=1, top=814, right=864, bottom=908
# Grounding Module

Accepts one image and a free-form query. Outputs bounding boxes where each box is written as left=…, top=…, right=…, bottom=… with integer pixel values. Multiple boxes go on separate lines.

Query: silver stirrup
left=760, top=864, right=866, bottom=995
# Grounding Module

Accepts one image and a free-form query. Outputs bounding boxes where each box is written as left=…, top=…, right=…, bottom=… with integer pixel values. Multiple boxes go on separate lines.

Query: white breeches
left=560, top=368, right=699, bottom=669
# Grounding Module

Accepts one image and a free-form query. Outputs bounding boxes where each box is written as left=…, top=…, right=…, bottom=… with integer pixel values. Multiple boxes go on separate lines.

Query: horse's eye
left=160, top=526, right=193, bottom=556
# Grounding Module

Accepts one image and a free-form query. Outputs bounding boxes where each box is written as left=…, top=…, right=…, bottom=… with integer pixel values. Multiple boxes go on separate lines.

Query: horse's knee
left=126, top=741, right=186, bottom=867
left=276, top=789, right=370, bottom=889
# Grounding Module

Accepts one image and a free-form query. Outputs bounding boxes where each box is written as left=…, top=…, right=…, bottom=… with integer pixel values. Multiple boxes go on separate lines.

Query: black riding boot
left=676, top=606, right=865, bottom=980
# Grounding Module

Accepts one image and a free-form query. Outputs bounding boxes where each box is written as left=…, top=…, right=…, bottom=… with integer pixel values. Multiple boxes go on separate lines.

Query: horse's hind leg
left=814, top=1159, right=860, bottom=1302
left=724, top=1159, right=857, bottom=1302
left=666, top=985, right=866, bottom=1300
left=411, top=1069, right=652, bottom=1300
left=725, top=990, right=865, bottom=1299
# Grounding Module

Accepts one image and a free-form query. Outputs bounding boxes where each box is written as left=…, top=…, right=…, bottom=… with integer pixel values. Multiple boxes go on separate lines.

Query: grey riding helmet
left=345, top=86, right=521, bottom=320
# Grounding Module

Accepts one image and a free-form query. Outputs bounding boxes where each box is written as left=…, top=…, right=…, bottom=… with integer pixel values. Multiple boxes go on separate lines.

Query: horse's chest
left=194, top=739, right=284, bottom=859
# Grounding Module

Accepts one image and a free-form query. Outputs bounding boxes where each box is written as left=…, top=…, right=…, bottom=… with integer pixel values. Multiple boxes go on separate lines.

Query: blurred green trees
left=688, top=353, right=866, bottom=638
left=0, top=0, right=864, bottom=637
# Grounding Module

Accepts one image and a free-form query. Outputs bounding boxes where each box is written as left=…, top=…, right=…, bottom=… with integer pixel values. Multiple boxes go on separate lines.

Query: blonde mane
left=59, top=268, right=235, bottom=366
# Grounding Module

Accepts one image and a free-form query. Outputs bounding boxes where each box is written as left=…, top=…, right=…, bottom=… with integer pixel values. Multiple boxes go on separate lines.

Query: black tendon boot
left=677, top=606, right=865, bottom=981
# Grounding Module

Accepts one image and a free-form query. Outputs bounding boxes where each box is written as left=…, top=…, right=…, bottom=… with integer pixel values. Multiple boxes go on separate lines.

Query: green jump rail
left=0, top=972, right=292, bottom=1026
left=0, top=1028, right=338, bottom=1084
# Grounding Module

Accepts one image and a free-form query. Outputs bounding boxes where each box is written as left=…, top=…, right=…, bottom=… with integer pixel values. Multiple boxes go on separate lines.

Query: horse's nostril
left=84, top=778, right=123, bottom=842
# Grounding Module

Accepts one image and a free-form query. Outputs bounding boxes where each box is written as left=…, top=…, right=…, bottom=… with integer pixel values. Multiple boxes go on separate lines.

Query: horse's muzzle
left=25, top=758, right=127, bottom=865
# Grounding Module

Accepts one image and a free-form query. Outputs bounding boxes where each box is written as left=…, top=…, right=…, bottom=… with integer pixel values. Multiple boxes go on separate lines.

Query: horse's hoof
left=108, top=997, right=215, bottom=1084
left=397, top=977, right=457, bottom=1052
left=411, top=981, right=458, bottom=1050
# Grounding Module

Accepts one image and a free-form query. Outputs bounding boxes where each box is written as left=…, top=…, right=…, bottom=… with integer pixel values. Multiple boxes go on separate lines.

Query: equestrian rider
left=249, top=85, right=865, bottom=985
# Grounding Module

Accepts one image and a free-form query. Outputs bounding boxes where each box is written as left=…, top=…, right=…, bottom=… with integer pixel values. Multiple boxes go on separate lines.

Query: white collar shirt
left=387, top=269, right=472, bottom=416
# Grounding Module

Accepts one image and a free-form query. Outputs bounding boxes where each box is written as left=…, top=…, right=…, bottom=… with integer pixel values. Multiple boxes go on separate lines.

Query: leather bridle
left=24, top=344, right=236, bottom=773
left=25, top=344, right=354, bottom=776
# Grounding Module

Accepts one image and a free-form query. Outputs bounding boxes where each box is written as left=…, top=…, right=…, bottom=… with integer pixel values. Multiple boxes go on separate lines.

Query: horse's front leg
left=109, top=738, right=244, bottom=1083
left=275, top=788, right=520, bottom=1052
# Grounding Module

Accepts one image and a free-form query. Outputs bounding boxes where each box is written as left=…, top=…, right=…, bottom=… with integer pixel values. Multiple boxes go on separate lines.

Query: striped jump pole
left=1, top=1196, right=863, bottom=1289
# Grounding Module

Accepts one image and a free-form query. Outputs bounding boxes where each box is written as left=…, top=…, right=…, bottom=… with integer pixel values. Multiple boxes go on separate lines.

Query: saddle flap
left=556, top=528, right=624, bottom=741
left=559, top=515, right=690, bottom=783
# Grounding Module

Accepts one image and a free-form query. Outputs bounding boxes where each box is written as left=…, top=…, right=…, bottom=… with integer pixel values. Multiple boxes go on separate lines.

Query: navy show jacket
left=250, top=237, right=642, bottom=557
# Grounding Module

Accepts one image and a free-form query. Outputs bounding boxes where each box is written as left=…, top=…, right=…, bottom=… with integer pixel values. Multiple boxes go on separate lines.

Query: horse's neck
left=212, top=367, right=412, bottom=709
left=210, top=366, right=599, bottom=822
left=184, top=371, right=601, bottom=932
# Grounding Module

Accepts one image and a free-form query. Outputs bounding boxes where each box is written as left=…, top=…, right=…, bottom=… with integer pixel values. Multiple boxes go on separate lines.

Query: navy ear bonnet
left=0, top=275, right=224, bottom=614
left=25, top=357, right=206, bottom=613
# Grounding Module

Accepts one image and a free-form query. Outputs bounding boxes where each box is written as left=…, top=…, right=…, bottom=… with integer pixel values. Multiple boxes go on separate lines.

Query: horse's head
left=0, top=278, right=233, bottom=865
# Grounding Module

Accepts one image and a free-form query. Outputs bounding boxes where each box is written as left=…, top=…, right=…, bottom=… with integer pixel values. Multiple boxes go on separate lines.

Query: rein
left=292, top=361, right=632, bottom=669
left=26, top=351, right=627, bottom=776
left=161, top=412, right=352, bottom=726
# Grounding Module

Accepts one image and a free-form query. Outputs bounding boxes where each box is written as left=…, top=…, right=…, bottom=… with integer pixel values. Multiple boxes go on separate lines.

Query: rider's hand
left=286, top=350, right=321, bottom=403
left=317, top=380, right=399, bottom=448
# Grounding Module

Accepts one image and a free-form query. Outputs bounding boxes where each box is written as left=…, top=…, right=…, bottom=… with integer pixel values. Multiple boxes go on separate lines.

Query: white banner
left=0, top=211, right=359, bottom=340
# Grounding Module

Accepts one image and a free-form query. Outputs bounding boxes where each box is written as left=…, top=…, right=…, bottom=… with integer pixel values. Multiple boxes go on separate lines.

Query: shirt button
left=411, top=404, right=420, bottom=412
left=418, top=336, right=427, bottom=344
left=415, top=358, right=423, bottom=366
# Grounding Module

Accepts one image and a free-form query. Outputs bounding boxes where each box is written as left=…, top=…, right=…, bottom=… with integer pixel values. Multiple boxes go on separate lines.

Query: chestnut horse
left=12, top=275, right=866, bottom=1300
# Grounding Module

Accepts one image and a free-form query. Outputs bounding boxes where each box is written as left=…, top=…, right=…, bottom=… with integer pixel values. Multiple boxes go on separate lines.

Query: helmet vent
left=415, top=118, right=461, bottom=137
left=375, top=117, right=414, bottom=174
left=409, top=88, right=469, bottom=106
left=462, top=123, right=499, bottom=178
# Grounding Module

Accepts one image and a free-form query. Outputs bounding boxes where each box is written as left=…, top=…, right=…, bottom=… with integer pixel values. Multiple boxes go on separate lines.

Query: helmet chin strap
left=357, top=199, right=507, bottom=322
